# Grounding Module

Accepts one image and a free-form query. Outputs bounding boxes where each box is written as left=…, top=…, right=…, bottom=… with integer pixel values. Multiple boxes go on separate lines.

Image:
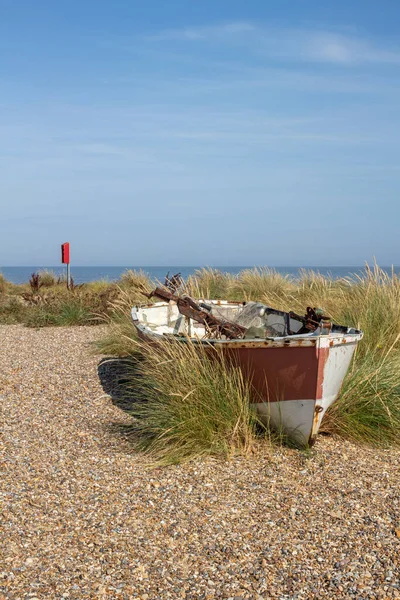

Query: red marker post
left=61, top=242, right=71, bottom=288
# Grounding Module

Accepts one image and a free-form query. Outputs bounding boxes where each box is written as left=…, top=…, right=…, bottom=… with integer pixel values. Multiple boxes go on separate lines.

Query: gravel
left=0, top=324, right=399, bottom=599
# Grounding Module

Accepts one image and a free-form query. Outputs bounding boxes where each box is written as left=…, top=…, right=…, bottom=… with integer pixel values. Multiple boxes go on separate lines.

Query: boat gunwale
left=131, top=302, right=364, bottom=348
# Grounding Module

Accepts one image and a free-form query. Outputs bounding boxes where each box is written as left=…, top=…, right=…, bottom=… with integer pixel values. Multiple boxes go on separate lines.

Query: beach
left=1, top=324, right=399, bottom=599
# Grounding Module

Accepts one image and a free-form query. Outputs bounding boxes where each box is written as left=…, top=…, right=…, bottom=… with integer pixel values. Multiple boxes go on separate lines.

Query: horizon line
left=2, top=264, right=399, bottom=269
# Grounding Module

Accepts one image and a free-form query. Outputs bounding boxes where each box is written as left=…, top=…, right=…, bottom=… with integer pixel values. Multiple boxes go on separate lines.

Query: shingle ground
left=1, top=325, right=399, bottom=599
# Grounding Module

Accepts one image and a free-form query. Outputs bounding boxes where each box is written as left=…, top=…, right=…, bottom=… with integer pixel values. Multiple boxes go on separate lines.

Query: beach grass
left=120, top=336, right=265, bottom=465
left=0, top=271, right=131, bottom=327
left=93, top=288, right=143, bottom=357
left=2, top=264, right=400, bottom=453
left=185, top=267, right=234, bottom=299
left=321, top=347, right=400, bottom=446
left=95, top=263, right=400, bottom=454
left=230, top=267, right=296, bottom=302
left=0, top=273, right=9, bottom=295
left=118, top=269, right=153, bottom=297
left=37, top=269, right=58, bottom=287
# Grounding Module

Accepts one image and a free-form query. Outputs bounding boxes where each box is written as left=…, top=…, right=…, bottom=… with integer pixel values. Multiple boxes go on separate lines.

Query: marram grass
left=322, top=346, right=400, bottom=446
left=96, top=263, right=400, bottom=455
left=93, top=288, right=143, bottom=358
left=122, top=337, right=267, bottom=465
left=185, top=267, right=233, bottom=300
left=230, top=267, right=295, bottom=302
left=2, top=264, right=400, bottom=452
left=37, top=269, right=58, bottom=287
left=0, top=273, right=9, bottom=295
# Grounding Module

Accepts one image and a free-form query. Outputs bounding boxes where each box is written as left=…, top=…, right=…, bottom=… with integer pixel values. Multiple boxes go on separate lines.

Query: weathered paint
left=132, top=300, right=363, bottom=447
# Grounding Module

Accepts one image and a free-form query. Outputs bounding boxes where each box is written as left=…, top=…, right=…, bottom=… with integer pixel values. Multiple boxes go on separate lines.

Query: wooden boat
left=131, top=298, right=363, bottom=447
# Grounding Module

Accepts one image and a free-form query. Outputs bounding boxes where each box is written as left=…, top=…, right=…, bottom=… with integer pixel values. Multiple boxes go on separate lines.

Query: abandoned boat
left=131, top=289, right=363, bottom=447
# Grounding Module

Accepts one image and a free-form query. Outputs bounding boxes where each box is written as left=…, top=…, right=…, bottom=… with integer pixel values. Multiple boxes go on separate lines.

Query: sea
left=1, top=266, right=399, bottom=285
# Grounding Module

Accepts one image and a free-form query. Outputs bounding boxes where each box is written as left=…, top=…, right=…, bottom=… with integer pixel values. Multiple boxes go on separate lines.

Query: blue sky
left=1, top=0, right=400, bottom=266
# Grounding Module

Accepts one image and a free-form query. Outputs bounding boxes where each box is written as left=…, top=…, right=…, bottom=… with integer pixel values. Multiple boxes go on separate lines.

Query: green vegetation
left=0, top=273, right=9, bottom=294
left=37, top=269, right=58, bottom=287
left=186, top=267, right=232, bottom=299
left=95, top=263, right=400, bottom=456
left=118, top=268, right=153, bottom=294
left=321, top=348, right=400, bottom=446
left=0, top=270, right=150, bottom=328
left=93, top=289, right=143, bottom=357
left=230, top=267, right=295, bottom=303
left=2, top=264, right=399, bottom=456
left=121, top=337, right=265, bottom=465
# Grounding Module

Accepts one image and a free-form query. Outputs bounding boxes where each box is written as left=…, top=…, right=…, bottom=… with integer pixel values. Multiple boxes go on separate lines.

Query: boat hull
left=220, top=339, right=357, bottom=446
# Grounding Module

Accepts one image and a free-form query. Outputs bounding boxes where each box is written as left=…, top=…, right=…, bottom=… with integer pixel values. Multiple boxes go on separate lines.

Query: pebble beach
left=1, top=324, right=399, bottom=599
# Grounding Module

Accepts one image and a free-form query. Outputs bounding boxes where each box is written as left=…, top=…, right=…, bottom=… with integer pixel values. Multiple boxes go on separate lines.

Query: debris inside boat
left=131, top=280, right=363, bottom=448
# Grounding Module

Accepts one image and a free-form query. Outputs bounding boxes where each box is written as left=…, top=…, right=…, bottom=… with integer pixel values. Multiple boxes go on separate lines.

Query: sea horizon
left=2, top=265, right=399, bottom=285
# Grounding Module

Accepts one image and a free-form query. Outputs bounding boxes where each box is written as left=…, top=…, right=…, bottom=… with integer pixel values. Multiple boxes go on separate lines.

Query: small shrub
left=24, top=295, right=95, bottom=327
left=29, top=272, right=43, bottom=293
left=0, top=297, right=28, bottom=324
left=23, top=305, right=57, bottom=327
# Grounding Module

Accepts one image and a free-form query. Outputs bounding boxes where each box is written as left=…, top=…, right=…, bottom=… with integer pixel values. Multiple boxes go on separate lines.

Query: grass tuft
left=0, top=297, right=26, bottom=323
left=94, top=289, right=142, bottom=357
left=323, top=348, right=400, bottom=446
left=123, top=338, right=265, bottom=465
left=231, top=267, right=295, bottom=302
left=38, top=270, right=57, bottom=287
left=186, top=268, right=233, bottom=299
left=118, top=269, right=153, bottom=297
left=23, top=297, right=93, bottom=327
left=0, top=273, right=9, bottom=295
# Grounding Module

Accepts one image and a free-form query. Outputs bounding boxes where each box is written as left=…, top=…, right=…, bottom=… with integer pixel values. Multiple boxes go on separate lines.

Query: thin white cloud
left=287, top=31, right=400, bottom=65
left=147, top=21, right=400, bottom=66
left=147, top=21, right=255, bottom=41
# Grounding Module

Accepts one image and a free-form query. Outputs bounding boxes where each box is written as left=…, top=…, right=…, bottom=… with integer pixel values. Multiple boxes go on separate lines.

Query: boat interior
left=132, top=300, right=359, bottom=340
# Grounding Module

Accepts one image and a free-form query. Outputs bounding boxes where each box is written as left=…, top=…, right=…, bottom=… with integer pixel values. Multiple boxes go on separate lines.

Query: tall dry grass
left=118, top=269, right=153, bottom=298
left=37, top=269, right=58, bottom=287
left=185, top=268, right=233, bottom=299
left=230, top=267, right=295, bottom=303
left=94, top=288, right=143, bottom=357
left=0, top=273, right=9, bottom=295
